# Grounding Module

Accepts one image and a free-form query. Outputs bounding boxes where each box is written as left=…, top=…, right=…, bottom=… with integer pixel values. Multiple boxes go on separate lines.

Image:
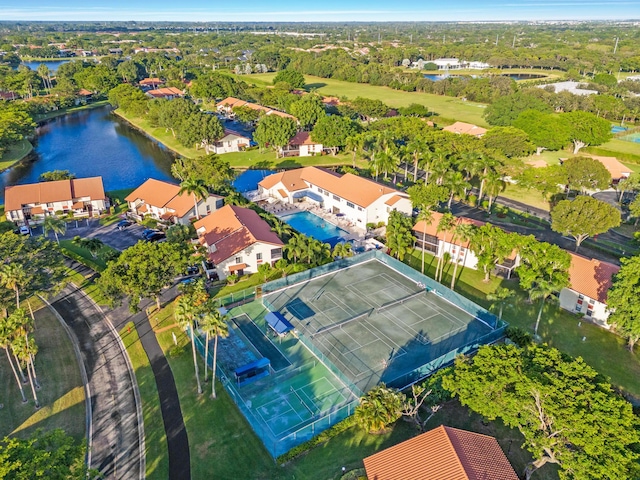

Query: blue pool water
left=612, top=126, right=628, bottom=134
left=281, top=211, right=348, bottom=246
left=232, top=169, right=275, bottom=192
left=621, top=133, right=640, bottom=144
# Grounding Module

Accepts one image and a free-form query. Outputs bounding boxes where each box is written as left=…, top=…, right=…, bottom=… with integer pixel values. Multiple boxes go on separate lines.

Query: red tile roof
left=288, top=131, right=320, bottom=146
left=217, top=96, right=297, bottom=121
left=363, top=425, right=519, bottom=480
left=194, top=205, right=283, bottom=264
left=567, top=253, right=619, bottom=304
left=413, top=212, right=484, bottom=248
left=4, top=177, right=105, bottom=212
left=442, top=122, right=487, bottom=137
left=147, top=87, right=183, bottom=98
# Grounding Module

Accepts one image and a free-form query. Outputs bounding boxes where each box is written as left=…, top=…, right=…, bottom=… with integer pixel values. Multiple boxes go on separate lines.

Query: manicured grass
left=59, top=239, right=115, bottom=272
left=584, top=139, right=640, bottom=164
left=34, top=100, right=110, bottom=123
left=241, top=73, right=489, bottom=126
left=0, top=306, right=85, bottom=441
left=0, top=139, right=33, bottom=171
left=101, top=190, right=134, bottom=226
left=119, top=322, right=169, bottom=480
left=500, top=183, right=551, bottom=211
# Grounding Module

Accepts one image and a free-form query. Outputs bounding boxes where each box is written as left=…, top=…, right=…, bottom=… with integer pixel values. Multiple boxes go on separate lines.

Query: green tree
left=349, top=97, right=390, bottom=122
left=253, top=115, right=297, bottom=157
left=616, top=173, right=640, bottom=202
left=171, top=154, right=234, bottom=192
left=607, top=255, right=640, bottom=350
left=515, top=165, right=567, bottom=200
left=200, top=308, right=229, bottom=399
left=385, top=211, right=414, bottom=261
left=0, top=428, right=90, bottom=479
left=561, top=111, right=612, bottom=154
left=483, top=92, right=552, bottom=126
left=629, top=195, right=640, bottom=226
left=551, top=196, right=621, bottom=252
left=232, top=105, right=262, bottom=124
left=273, top=69, right=306, bottom=89
left=39, top=170, right=75, bottom=182
left=413, top=209, right=433, bottom=275
left=0, top=311, right=27, bottom=403
left=311, top=115, right=360, bottom=155
left=354, top=384, right=404, bottom=434
left=179, top=178, right=209, bottom=221
left=442, top=344, right=639, bottom=480
left=483, top=126, right=534, bottom=158
left=513, top=110, right=571, bottom=154
left=0, top=263, right=27, bottom=308
left=98, top=241, right=191, bottom=311
left=449, top=223, right=475, bottom=290
left=107, top=83, right=148, bottom=116
left=289, top=94, right=325, bottom=130
left=257, top=262, right=272, bottom=282
left=563, top=156, right=611, bottom=193
left=486, top=287, right=515, bottom=320
left=469, top=224, right=518, bottom=282
left=435, top=213, right=456, bottom=283
left=42, top=215, right=66, bottom=245
left=72, top=236, right=104, bottom=258
left=332, top=242, right=354, bottom=259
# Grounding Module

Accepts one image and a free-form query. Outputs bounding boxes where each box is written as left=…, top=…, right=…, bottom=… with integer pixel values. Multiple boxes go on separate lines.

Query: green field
left=241, top=73, right=489, bottom=126
left=120, top=322, right=169, bottom=480
left=0, top=139, right=33, bottom=172
left=0, top=305, right=85, bottom=441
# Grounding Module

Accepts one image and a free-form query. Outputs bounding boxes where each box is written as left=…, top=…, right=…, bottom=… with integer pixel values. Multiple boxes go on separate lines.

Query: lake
left=20, top=59, right=73, bottom=72
left=0, top=106, right=175, bottom=202
left=423, top=73, right=545, bottom=81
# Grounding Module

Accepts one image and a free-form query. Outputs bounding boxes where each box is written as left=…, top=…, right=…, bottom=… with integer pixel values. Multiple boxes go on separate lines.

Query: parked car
left=16, top=225, right=30, bottom=235
left=117, top=219, right=133, bottom=230
left=145, top=232, right=166, bottom=242
left=186, top=265, right=199, bottom=276
left=141, top=228, right=160, bottom=239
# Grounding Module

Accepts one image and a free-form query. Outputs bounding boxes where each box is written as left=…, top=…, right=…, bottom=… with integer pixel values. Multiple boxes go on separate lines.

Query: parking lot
left=31, top=218, right=147, bottom=251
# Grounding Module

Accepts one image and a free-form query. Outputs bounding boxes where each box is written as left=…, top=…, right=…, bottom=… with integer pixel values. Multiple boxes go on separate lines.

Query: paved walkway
left=50, top=283, right=144, bottom=480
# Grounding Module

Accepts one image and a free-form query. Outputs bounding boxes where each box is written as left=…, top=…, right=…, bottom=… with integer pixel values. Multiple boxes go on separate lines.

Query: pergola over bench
left=265, top=312, right=294, bottom=337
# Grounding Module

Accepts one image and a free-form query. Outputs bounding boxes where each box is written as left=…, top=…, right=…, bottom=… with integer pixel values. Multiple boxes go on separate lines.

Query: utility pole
left=613, top=37, right=619, bottom=54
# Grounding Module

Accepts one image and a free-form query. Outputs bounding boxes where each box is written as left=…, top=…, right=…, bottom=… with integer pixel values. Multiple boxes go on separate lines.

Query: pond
left=19, top=59, right=73, bottom=72
left=0, top=106, right=175, bottom=202
left=232, top=169, right=275, bottom=193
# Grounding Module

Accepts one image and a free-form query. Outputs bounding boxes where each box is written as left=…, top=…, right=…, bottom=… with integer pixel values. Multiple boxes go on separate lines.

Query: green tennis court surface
left=263, top=258, right=494, bottom=392
left=232, top=314, right=291, bottom=371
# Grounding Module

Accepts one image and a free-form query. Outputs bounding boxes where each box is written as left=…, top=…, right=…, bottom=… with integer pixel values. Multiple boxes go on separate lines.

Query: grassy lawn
left=523, top=147, right=640, bottom=173
left=241, top=73, right=489, bottom=126
left=500, top=183, right=550, bottom=211
left=584, top=138, right=640, bottom=164
left=0, top=139, right=33, bottom=172
left=0, top=306, right=85, bottom=441
left=119, top=322, right=169, bottom=480
left=34, top=100, right=110, bottom=123
left=59, top=239, right=116, bottom=272
left=101, top=189, right=135, bottom=226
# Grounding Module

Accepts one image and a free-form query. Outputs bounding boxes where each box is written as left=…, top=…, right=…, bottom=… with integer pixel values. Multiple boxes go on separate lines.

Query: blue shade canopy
left=265, top=312, right=294, bottom=335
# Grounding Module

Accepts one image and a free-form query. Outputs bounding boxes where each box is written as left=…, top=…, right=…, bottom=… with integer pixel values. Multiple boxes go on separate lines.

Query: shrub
left=468, top=195, right=478, bottom=207
left=226, top=274, right=238, bottom=285
left=505, top=325, right=533, bottom=347
left=167, top=344, right=186, bottom=358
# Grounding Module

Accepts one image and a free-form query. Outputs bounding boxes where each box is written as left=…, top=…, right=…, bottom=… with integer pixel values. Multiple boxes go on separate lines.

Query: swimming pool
left=281, top=211, right=348, bottom=246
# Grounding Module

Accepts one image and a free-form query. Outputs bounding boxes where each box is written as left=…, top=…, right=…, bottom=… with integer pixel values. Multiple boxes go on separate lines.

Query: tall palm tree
left=435, top=213, right=456, bottom=283
left=0, top=318, right=27, bottom=403
left=284, top=234, right=305, bottom=263
left=332, top=242, right=353, bottom=259
left=443, top=171, right=471, bottom=209
left=406, top=138, right=428, bottom=182
left=530, top=279, right=560, bottom=337
left=430, top=150, right=451, bottom=185
left=345, top=133, right=364, bottom=167
left=450, top=223, right=475, bottom=290
left=0, top=263, right=27, bottom=308
left=484, top=170, right=506, bottom=211
left=476, top=154, right=499, bottom=204
left=415, top=209, right=434, bottom=274
left=42, top=215, right=66, bottom=245
left=175, top=296, right=203, bottom=394
left=486, top=287, right=515, bottom=320
left=199, top=309, right=229, bottom=399
left=179, top=178, right=209, bottom=220
left=14, top=335, right=39, bottom=408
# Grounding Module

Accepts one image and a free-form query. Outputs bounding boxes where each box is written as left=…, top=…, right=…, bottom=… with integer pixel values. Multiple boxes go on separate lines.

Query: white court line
left=420, top=295, right=473, bottom=328
left=345, top=273, right=392, bottom=294
left=258, top=397, right=304, bottom=438
left=427, top=291, right=495, bottom=330
left=323, top=290, right=359, bottom=316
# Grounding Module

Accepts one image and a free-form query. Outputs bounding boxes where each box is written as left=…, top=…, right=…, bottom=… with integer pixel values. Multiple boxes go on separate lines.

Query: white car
left=19, top=226, right=30, bottom=235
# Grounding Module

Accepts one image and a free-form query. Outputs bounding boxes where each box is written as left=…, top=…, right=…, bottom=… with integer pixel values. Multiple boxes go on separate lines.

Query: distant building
left=213, top=129, right=251, bottom=154
left=125, top=178, right=223, bottom=225
left=442, top=121, right=487, bottom=138
left=363, top=425, right=519, bottom=480
left=258, top=167, right=412, bottom=229
left=279, top=131, right=323, bottom=157
left=139, top=78, right=164, bottom=89
left=216, top=96, right=297, bottom=122
left=195, top=205, right=284, bottom=280
left=537, top=81, right=598, bottom=96
left=559, top=253, right=620, bottom=328
left=5, top=177, right=108, bottom=225
left=145, top=87, right=184, bottom=100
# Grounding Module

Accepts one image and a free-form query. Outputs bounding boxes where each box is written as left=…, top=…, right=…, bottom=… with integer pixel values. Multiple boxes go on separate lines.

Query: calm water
left=232, top=169, right=275, bottom=192
left=281, top=211, right=348, bottom=246
left=0, top=106, right=175, bottom=202
left=20, top=60, right=72, bottom=72
left=423, top=73, right=544, bottom=81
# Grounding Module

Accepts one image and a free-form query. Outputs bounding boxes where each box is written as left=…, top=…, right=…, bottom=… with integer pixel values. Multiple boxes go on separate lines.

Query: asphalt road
left=36, top=218, right=145, bottom=251
left=50, top=282, right=144, bottom=480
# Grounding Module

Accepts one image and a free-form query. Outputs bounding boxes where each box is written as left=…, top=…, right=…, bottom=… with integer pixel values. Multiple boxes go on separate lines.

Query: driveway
left=37, top=218, right=146, bottom=251
left=49, top=281, right=144, bottom=480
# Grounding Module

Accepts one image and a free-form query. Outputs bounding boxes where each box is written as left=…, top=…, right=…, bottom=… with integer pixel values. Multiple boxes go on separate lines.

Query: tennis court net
left=377, top=290, right=424, bottom=313
left=311, top=308, right=375, bottom=338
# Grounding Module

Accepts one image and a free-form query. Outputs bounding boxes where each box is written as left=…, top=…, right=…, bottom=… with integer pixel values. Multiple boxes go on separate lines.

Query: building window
left=256, top=253, right=262, bottom=261
left=357, top=206, right=363, bottom=211
left=318, top=188, right=323, bottom=194
left=333, top=195, right=340, bottom=201
left=346, top=202, right=354, bottom=208
left=323, top=191, right=329, bottom=196
left=578, top=294, right=584, bottom=300
left=271, top=248, right=282, bottom=259
left=235, top=256, right=242, bottom=263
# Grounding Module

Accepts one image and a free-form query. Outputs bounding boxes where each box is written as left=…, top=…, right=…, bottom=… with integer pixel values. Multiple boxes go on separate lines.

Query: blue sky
left=3, top=0, right=640, bottom=22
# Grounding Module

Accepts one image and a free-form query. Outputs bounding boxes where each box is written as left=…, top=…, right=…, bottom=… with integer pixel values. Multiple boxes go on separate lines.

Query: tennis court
left=263, top=257, right=495, bottom=392
left=232, top=314, right=291, bottom=371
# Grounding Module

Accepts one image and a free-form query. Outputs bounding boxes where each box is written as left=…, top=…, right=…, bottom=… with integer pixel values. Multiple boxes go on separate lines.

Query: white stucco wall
left=214, top=241, right=283, bottom=279
left=559, top=288, right=611, bottom=328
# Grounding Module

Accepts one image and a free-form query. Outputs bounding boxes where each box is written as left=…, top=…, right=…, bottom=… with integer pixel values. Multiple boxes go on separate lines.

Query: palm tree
left=443, top=171, right=471, bottom=209
left=179, top=178, right=209, bottom=220
left=387, top=227, right=414, bottom=261
left=284, top=234, right=305, bottom=263
left=530, top=279, right=560, bottom=337
left=476, top=154, right=499, bottom=204
left=430, top=149, right=451, bottom=185
left=14, top=335, right=39, bottom=408
left=449, top=223, right=475, bottom=290
left=42, top=215, right=66, bottom=244
left=73, top=237, right=104, bottom=258
left=486, top=287, right=515, bottom=320
left=0, top=264, right=27, bottom=308
left=0, top=318, right=27, bottom=403
left=435, top=213, right=456, bottom=283
left=199, top=309, right=229, bottom=399
left=354, top=384, right=404, bottom=434
left=175, top=296, right=203, bottom=394
left=406, top=138, right=428, bottom=182
left=274, top=258, right=288, bottom=277
left=415, top=209, right=434, bottom=274
left=332, top=242, right=353, bottom=259
left=345, top=133, right=364, bottom=167
left=484, top=170, right=506, bottom=211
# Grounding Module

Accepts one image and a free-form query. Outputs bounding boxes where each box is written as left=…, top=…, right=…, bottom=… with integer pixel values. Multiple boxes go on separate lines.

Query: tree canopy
left=607, top=255, right=640, bottom=350
left=442, top=344, right=639, bottom=480
left=289, top=94, right=325, bottom=130
left=560, top=111, right=612, bottom=154
left=483, top=92, right=552, bottom=126
left=550, top=196, right=621, bottom=251
left=513, top=110, right=571, bottom=154
left=272, top=69, right=305, bottom=89
left=310, top=115, right=360, bottom=155
left=563, top=156, right=611, bottom=193
left=253, top=115, right=297, bottom=156
left=483, top=126, right=535, bottom=158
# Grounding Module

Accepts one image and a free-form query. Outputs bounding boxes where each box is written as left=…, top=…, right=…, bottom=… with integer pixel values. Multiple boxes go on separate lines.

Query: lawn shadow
left=304, top=83, right=327, bottom=91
